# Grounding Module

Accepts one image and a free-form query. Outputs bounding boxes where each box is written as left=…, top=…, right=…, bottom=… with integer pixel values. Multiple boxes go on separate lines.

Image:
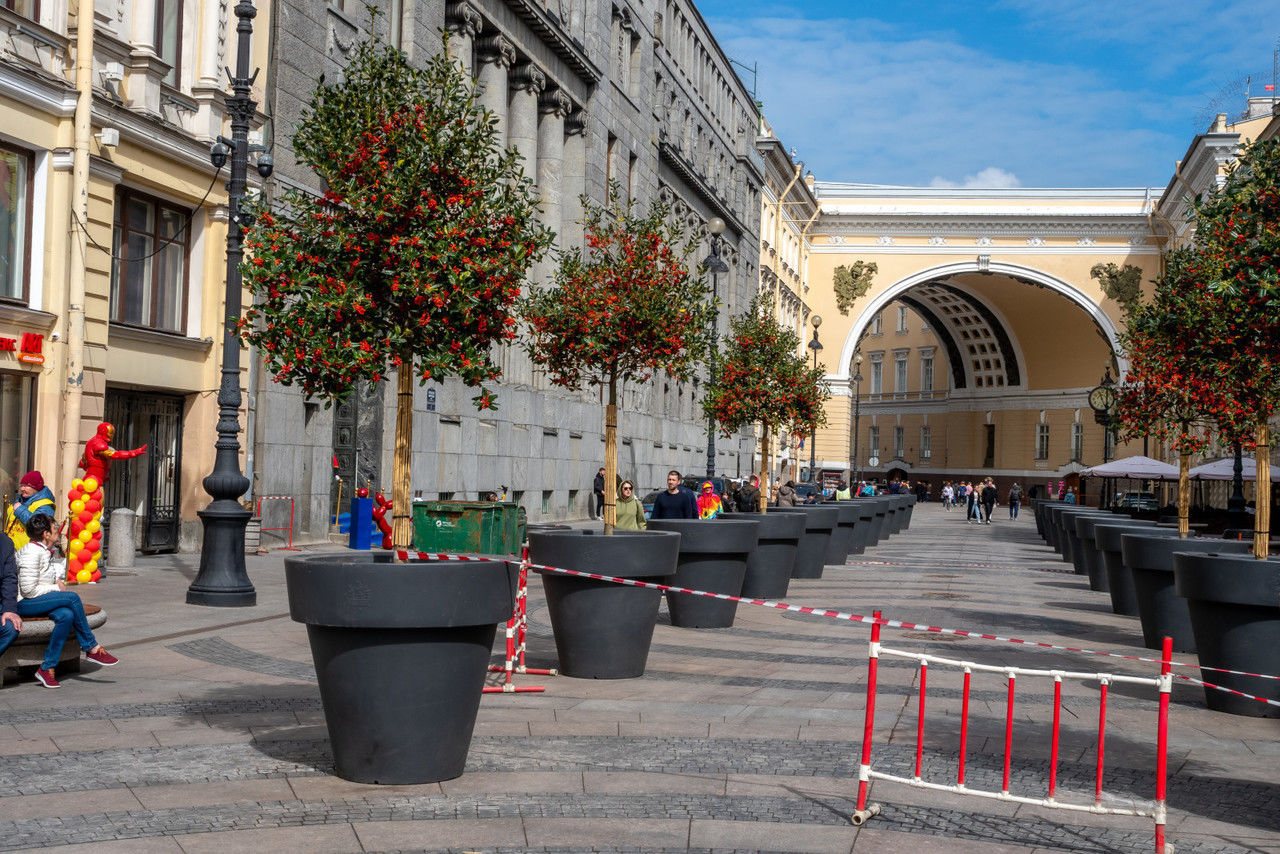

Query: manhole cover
left=922, top=591, right=968, bottom=599
left=902, top=631, right=963, bottom=641
left=926, top=573, right=959, bottom=578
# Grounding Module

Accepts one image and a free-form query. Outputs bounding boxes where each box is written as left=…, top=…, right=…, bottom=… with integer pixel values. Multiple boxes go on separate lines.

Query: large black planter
left=1092, top=523, right=1175, bottom=616
left=902, top=495, right=916, bottom=528
left=775, top=505, right=840, bottom=578
left=824, top=503, right=861, bottom=566
left=1174, top=552, right=1280, bottom=717
left=1056, top=508, right=1113, bottom=565
left=529, top=529, right=680, bottom=679
left=1123, top=535, right=1251, bottom=653
left=1075, top=517, right=1161, bottom=591
left=647, top=519, right=759, bottom=627
left=859, top=498, right=890, bottom=548
left=285, top=552, right=518, bottom=784
left=722, top=512, right=804, bottom=599
left=845, top=501, right=878, bottom=554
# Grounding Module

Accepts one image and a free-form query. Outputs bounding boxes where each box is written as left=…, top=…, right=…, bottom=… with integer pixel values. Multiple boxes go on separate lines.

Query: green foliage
left=833, top=261, right=877, bottom=316
left=521, top=186, right=715, bottom=392
left=1194, top=136, right=1280, bottom=300
left=239, top=35, right=553, bottom=408
left=1090, top=262, right=1143, bottom=316
left=702, top=296, right=830, bottom=438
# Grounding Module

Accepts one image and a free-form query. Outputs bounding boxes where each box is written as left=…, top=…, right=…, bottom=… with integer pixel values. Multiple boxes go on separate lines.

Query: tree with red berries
left=702, top=297, right=829, bottom=512
left=522, top=188, right=714, bottom=532
left=240, top=35, right=552, bottom=555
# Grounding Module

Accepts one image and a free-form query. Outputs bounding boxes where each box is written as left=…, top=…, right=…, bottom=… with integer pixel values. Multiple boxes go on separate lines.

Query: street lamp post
left=851, top=353, right=863, bottom=487
left=807, top=315, right=823, bottom=484
left=703, top=217, right=728, bottom=481
left=187, top=0, right=273, bottom=607
left=1087, top=366, right=1118, bottom=509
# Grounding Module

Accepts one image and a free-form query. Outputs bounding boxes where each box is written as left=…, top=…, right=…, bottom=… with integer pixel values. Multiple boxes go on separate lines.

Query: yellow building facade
left=1, top=2, right=267, bottom=550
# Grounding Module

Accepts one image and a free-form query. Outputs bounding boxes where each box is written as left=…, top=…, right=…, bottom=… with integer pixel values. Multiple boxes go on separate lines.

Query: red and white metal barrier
left=851, top=612, right=1175, bottom=854
left=483, top=546, right=556, bottom=694
left=255, top=495, right=300, bottom=552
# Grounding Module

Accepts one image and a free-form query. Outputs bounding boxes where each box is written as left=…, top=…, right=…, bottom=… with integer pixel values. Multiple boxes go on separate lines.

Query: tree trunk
left=1255, top=421, right=1271, bottom=560
left=758, top=422, right=770, bottom=515
left=1177, top=445, right=1190, bottom=538
left=391, top=350, right=414, bottom=561
left=603, top=370, right=618, bottom=534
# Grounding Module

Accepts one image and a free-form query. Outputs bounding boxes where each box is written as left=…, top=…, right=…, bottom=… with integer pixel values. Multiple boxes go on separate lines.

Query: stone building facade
left=256, top=0, right=764, bottom=539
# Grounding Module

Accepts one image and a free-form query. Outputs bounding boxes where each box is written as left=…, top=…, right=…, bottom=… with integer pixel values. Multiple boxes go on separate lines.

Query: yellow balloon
left=86, top=519, right=101, bottom=534
left=91, top=551, right=102, bottom=562
left=75, top=569, right=92, bottom=583
left=82, top=477, right=99, bottom=493
left=70, top=499, right=86, bottom=514
left=71, top=478, right=84, bottom=491
left=68, top=539, right=83, bottom=554
left=85, top=559, right=98, bottom=573
left=78, top=530, right=92, bottom=543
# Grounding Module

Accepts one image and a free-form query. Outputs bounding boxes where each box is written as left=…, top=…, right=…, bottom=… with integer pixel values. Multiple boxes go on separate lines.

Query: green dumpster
left=411, top=501, right=527, bottom=556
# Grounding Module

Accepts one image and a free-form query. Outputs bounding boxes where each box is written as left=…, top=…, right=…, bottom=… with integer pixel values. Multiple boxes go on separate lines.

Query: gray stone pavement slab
left=0, top=505, right=1276, bottom=852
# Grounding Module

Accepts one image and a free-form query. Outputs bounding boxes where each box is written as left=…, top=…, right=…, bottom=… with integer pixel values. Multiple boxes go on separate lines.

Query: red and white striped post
left=852, top=610, right=884, bottom=825
left=1154, top=636, right=1172, bottom=854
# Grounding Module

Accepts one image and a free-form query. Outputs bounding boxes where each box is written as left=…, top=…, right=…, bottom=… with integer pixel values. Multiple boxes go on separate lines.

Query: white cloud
left=929, top=167, right=1023, bottom=189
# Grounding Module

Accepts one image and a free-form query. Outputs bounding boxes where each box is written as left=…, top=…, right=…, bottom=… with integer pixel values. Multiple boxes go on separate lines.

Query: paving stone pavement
left=0, top=503, right=1277, bottom=853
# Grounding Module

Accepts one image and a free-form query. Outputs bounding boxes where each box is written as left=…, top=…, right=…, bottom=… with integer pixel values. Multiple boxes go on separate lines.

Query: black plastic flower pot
left=529, top=529, right=680, bottom=679
left=647, top=519, right=759, bottom=627
left=285, top=552, right=518, bottom=784
left=885, top=499, right=905, bottom=535
left=774, top=506, right=840, bottom=579
left=858, top=498, right=890, bottom=548
left=722, top=511, right=804, bottom=599
left=824, top=502, right=861, bottom=566
left=1032, top=499, right=1046, bottom=538
left=844, top=501, right=878, bottom=554
left=1174, top=552, right=1280, bottom=718
left=1092, top=523, right=1176, bottom=616
left=903, top=495, right=916, bottom=528
left=1123, top=534, right=1250, bottom=653
left=1075, top=517, right=1161, bottom=591
left=1056, top=508, right=1114, bottom=565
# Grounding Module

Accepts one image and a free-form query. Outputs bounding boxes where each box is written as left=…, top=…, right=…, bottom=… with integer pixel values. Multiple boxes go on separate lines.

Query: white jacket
left=16, top=542, right=60, bottom=600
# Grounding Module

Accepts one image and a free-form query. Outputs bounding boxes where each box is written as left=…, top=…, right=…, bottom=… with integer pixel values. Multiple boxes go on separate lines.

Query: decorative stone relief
left=1026, top=236, right=1045, bottom=246
left=875, top=235, right=894, bottom=245
left=928, top=236, right=946, bottom=246
left=1076, top=236, right=1096, bottom=246
left=828, top=235, right=846, bottom=244
left=478, top=35, right=516, bottom=68
left=976, top=254, right=990, bottom=272
left=446, top=1, right=483, bottom=38
left=975, top=236, right=993, bottom=246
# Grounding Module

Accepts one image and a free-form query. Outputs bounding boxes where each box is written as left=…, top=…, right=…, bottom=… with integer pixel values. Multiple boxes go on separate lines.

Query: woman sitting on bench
left=15, top=514, right=119, bottom=689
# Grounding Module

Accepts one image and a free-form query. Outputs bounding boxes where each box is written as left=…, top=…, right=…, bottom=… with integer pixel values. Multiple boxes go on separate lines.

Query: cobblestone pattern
left=167, top=637, right=318, bottom=682
left=0, top=792, right=1256, bottom=853
left=0, top=695, right=321, bottom=726
left=0, top=734, right=1274, bottom=834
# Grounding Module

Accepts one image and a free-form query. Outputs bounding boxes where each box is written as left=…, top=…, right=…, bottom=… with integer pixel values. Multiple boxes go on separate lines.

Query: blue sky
left=695, top=0, right=1277, bottom=188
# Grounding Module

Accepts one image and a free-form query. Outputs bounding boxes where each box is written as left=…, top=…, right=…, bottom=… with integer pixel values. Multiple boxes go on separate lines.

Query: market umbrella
left=1188, top=457, right=1280, bottom=482
left=1081, top=455, right=1181, bottom=481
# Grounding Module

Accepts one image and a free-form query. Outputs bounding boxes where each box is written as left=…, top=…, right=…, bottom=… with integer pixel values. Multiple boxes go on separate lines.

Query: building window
left=0, top=371, right=35, bottom=504
left=920, top=426, right=931, bottom=460
left=1035, top=424, right=1049, bottom=461
left=541, top=490, right=552, bottom=514
left=1071, top=423, right=1083, bottom=461
left=871, top=311, right=883, bottom=335
left=869, top=359, right=883, bottom=394
left=868, top=426, right=880, bottom=459
left=894, top=353, right=908, bottom=392
left=156, top=0, right=182, bottom=86
left=896, top=306, right=908, bottom=332
left=110, top=188, right=190, bottom=333
left=921, top=354, right=934, bottom=391
left=568, top=489, right=578, bottom=512
left=2, top=0, right=39, bottom=18
left=0, top=146, right=32, bottom=302
left=893, top=426, right=904, bottom=459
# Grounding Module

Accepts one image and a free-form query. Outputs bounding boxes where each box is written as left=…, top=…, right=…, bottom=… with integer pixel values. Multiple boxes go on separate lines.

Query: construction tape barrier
left=395, top=549, right=1280, bottom=709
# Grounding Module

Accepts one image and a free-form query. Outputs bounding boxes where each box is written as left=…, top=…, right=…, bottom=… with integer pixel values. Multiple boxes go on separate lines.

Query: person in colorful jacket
left=6, top=471, right=56, bottom=550
left=696, top=481, right=723, bottom=519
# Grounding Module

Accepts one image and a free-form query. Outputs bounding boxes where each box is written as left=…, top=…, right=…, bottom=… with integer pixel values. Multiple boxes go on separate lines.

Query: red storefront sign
left=0, top=333, right=45, bottom=365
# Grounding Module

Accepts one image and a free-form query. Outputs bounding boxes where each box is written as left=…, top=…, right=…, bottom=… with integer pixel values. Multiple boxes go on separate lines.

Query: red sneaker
left=34, top=668, right=61, bottom=688
left=86, top=647, right=119, bottom=666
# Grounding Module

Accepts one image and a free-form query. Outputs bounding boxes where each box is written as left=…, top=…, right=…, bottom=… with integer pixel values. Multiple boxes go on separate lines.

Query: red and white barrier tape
left=395, top=549, right=1280, bottom=707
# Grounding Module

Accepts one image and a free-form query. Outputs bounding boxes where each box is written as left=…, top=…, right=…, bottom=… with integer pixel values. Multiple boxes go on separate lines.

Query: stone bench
left=0, top=604, right=108, bottom=686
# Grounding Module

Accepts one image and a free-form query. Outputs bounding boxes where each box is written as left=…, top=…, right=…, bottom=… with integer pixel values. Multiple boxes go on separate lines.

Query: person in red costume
left=80, top=422, right=146, bottom=483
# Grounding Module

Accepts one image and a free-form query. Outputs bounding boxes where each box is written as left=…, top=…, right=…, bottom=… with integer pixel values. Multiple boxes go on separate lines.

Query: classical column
left=475, top=35, right=515, bottom=145
left=445, top=1, right=483, bottom=76
left=537, top=90, right=571, bottom=255
left=561, top=111, right=586, bottom=253
left=508, top=62, right=545, bottom=184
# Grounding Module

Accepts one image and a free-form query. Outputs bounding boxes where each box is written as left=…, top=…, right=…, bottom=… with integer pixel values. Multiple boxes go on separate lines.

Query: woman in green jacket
left=614, top=480, right=647, bottom=530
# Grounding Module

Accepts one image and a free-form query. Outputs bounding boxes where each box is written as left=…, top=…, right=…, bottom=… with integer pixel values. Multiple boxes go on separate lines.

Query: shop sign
left=0, top=333, right=45, bottom=365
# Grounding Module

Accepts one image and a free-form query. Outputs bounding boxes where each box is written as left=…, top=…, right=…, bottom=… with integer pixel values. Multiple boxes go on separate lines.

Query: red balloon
left=67, top=488, right=83, bottom=502
left=78, top=510, right=93, bottom=524
left=86, top=538, right=100, bottom=553
left=91, top=488, right=104, bottom=501
left=67, top=552, right=83, bottom=567
left=85, top=499, right=101, bottom=513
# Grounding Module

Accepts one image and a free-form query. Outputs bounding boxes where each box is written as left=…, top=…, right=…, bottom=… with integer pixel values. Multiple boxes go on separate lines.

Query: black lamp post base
left=187, top=502, right=257, bottom=607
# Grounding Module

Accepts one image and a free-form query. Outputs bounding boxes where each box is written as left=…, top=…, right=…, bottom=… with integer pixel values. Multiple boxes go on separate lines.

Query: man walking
left=1008, top=482, right=1022, bottom=519
left=980, top=479, right=998, bottom=524
left=591, top=467, right=605, bottom=520
left=649, top=470, right=697, bottom=519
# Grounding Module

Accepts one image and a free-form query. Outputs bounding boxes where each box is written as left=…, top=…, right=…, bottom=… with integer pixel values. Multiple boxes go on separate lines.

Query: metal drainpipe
left=62, top=0, right=94, bottom=487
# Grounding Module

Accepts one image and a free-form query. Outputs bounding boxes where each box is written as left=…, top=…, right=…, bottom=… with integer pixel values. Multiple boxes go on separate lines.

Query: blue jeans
left=15, top=592, right=99, bottom=671
left=0, top=619, right=17, bottom=658
left=1009, top=500, right=1020, bottom=519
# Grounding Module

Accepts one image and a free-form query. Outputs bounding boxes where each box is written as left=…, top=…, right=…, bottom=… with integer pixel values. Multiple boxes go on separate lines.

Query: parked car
left=1115, top=491, right=1159, bottom=511
left=792, top=482, right=821, bottom=504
